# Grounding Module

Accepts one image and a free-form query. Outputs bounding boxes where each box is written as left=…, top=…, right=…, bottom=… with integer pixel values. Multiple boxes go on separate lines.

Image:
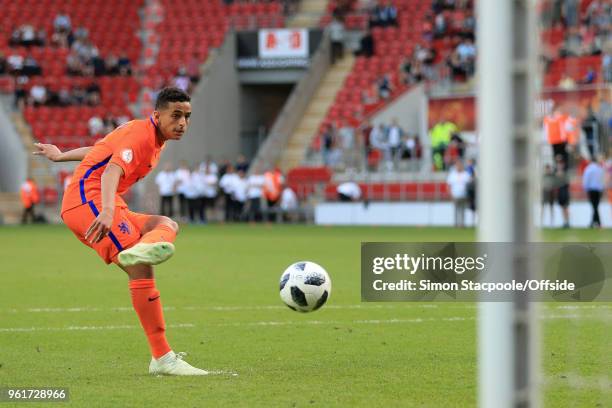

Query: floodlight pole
left=477, top=0, right=539, bottom=407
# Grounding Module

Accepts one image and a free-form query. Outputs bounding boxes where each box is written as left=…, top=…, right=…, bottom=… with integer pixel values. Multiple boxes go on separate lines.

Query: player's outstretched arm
left=33, top=143, right=92, bottom=162
left=84, top=163, right=124, bottom=244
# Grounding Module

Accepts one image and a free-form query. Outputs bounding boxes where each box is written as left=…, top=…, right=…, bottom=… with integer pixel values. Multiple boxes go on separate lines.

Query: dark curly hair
left=155, top=87, right=191, bottom=110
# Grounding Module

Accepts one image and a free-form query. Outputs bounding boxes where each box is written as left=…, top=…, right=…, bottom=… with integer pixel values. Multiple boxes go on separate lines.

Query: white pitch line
left=0, top=313, right=606, bottom=333
left=0, top=323, right=195, bottom=333
left=2, top=304, right=610, bottom=314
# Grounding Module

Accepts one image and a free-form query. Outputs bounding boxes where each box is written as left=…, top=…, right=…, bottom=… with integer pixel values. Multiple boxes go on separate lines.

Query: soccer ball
left=279, top=261, right=332, bottom=312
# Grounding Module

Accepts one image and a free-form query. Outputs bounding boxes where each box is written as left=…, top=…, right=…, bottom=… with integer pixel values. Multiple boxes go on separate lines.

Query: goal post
left=477, top=0, right=540, bottom=407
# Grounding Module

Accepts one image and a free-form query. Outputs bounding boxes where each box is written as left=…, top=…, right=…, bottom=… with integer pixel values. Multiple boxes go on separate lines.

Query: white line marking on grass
left=544, top=373, right=612, bottom=391
left=0, top=313, right=607, bottom=333
left=0, top=323, right=195, bottom=333
left=4, top=303, right=610, bottom=314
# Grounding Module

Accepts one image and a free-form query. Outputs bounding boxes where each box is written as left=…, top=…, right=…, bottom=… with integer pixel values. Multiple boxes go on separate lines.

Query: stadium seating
left=312, top=0, right=432, bottom=151
left=148, top=0, right=285, bottom=83
left=0, top=0, right=286, bottom=152
left=0, top=0, right=143, bottom=150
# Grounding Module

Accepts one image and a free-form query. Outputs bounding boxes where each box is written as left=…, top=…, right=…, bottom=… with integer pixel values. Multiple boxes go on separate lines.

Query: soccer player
left=33, top=87, right=208, bottom=376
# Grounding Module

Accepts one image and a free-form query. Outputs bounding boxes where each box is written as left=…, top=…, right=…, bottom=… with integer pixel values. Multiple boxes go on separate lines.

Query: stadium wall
left=314, top=202, right=611, bottom=228
left=161, top=32, right=241, bottom=167
left=0, top=100, right=27, bottom=192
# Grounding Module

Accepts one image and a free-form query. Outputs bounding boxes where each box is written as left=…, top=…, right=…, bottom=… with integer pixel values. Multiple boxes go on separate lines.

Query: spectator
left=580, top=66, right=597, bottom=84
left=387, top=118, right=403, bottom=166
left=246, top=168, right=265, bottom=222
left=199, top=156, right=219, bottom=175
left=66, top=52, right=83, bottom=75
left=582, top=105, right=601, bottom=158
left=380, top=0, right=398, bottom=27
left=235, top=154, right=250, bottom=173
left=20, top=177, right=40, bottom=224
left=86, top=82, right=101, bottom=106
left=71, top=85, right=86, bottom=104
left=9, top=28, right=21, bottom=47
left=582, top=156, right=606, bottom=228
left=361, top=83, right=379, bottom=106
left=54, top=11, right=72, bottom=34
left=232, top=170, right=249, bottom=221
left=322, top=123, right=337, bottom=166
left=337, top=181, right=362, bottom=202
left=174, top=67, right=191, bottom=92
left=183, top=168, right=203, bottom=224
left=280, top=186, right=298, bottom=222
left=105, top=53, right=119, bottom=75
left=7, top=53, right=24, bottom=75
left=544, top=107, right=569, bottom=165
left=263, top=167, right=284, bottom=218
left=155, top=163, right=176, bottom=217
left=554, top=155, right=570, bottom=228
left=377, top=74, right=393, bottom=99
left=329, top=16, right=345, bottom=64
left=430, top=118, right=457, bottom=170
left=201, top=164, right=219, bottom=222
left=14, top=76, right=28, bottom=109
left=563, top=0, right=580, bottom=27
left=541, top=163, right=556, bottom=226
left=88, top=115, right=104, bottom=136
left=434, top=12, right=446, bottom=37
left=187, top=53, right=201, bottom=83
left=219, top=164, right=238, bottom=222
left=20, top=24, right=37, bottom=47
left=369, top=123, right=387, bottom=151
left=117, top=53, right=132, bottom=76
left=0, top=52, right=6, bottom=75
left=401, top=133, right=421, bottom=162
left=446, top=160, right=471, bottom=227
left=355, top=29, right=375, bottom=57
left=29, top=83, right=47, bottom=106
left=22, top=54, right=42, bottom=76
left=174, top=161, right=191, bottom=221
left=35, top=29, right=46, bottom=46
left=558, top=74, right=577, bottom=90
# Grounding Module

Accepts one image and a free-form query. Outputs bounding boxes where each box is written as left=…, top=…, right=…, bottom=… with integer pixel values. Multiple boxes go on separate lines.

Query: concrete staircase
left=0, top=192, right=21, bottom=224
left=6, top=112, right=61, bottom=224
left=278, top=54, right=354, bottom=171
left=287, top=0, right=328, bottom=28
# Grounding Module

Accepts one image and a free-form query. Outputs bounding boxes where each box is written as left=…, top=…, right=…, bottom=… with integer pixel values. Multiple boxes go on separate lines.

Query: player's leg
left=119, top=263, right=208, bottom=376
left=118, top=214, right=178, bottom=267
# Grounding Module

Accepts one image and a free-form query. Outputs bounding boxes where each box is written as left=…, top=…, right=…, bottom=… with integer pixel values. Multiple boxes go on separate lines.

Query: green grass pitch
left=0, top=225, right=610, bottom=407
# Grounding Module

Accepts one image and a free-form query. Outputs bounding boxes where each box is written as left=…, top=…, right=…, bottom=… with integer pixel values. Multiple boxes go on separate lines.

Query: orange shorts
left=62, top=202, right=154, bottom=264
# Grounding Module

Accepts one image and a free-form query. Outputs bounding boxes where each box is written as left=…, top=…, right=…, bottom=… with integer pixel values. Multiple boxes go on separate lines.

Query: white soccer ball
left=279, top=261, right=332, bottom=312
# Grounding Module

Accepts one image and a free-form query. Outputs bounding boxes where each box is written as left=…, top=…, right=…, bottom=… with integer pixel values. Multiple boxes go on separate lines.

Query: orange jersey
left=543, top=113, right=566, bottom=145
left=20, top=180, right=40, bottom=208
left=61, top=117, right=164, bottom=214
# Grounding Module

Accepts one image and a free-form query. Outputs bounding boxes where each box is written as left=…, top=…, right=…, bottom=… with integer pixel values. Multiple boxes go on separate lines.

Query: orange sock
left=129, top=279, right=171, bottom=359
left=139, top=224, right=176, bottom=245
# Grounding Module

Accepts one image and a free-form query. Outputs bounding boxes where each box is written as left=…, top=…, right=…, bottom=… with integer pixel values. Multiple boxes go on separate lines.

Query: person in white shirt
left=174, top=161, right=191, bottom=220
left=337, top=181, right=362, bottom=202
left=387, top=118, right=403, bottom=167
left=246, top=169, right=266, bottom=222
left=446, top=160, right=472, bottom=227
left=199, top=156, right=218, bottom=176
left=183, top=168, right=203, bottom=224
left=192, top=168, right=208, bottom=223
left=280, top=186, right=298, bottom=222
left=155, top=163, right=176, bottom=217
left=201, top=163, right=218, bottom=222
left=219, top=165, right=239, bottom=222
left=232, top=170, right=249, bottom=221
